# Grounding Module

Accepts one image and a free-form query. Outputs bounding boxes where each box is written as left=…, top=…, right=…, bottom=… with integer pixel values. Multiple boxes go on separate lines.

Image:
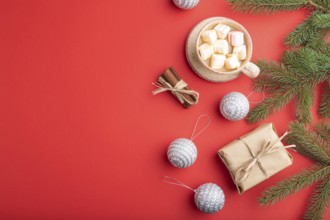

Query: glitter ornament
left=195, top=183, right=225, bottom=214
left=163, top=176, right=225, bottom=214
left=167, top=115, right=210, bottom=168
left=167, top=138, right=197, bottom=168
left=173, top=0, right=199, bottom=9
left=219, top=92, right=249, bottom=121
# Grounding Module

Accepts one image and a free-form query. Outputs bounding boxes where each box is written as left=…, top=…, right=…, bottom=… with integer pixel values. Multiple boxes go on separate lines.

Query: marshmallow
left=210, top=54, right=226, bottom=69
left=214, top=24, right=231, bottom=39
left=201, top=30, right=217, bottom=45
left=199, top=43, right=214, bottom=61
left=233, top=45, right=247, bottom=60
left=225, top=54, right=240, bottom=70
left=228, top=31, right=245, bottom=47
left=214, top=40, right=229, bottom=55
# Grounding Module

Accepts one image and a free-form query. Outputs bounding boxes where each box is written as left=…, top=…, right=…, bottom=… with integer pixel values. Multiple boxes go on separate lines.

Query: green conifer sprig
left=259, top=121, right=330, bottom=220
left=247, top=47, right=330, bottom=124
left=227, top=1, right=330, bottom=124
left=285, top=122, right=330, bottom=164
left=318, top=80, right=330, bottom=118
left=304, top=178, right=330, bottom=220
left=227, top=0, right=310, bottom=14
left=315, top=122, right=330, bottom=143
left=259, top=164, right=330, bottom=205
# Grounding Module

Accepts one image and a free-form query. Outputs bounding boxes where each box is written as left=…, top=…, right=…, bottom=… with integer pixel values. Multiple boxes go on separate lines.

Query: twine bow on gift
left=234, top=132, right=295, bottom=184
left=152, top=77, right=199, bottom=105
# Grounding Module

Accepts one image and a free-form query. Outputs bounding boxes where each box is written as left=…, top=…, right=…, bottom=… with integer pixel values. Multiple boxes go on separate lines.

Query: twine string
left=235, top=131, right=295, bottom=184
left=246, top=91, right=265, bottom=104
left=152, top=78, right=199, bottom=105
left=162, top=176, right=195, bottom=192
left=190, top=114, right=211, bottom=141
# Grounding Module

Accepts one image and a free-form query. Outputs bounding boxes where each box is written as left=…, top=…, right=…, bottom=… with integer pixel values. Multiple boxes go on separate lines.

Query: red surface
left=0, top=1, right=328, bottom=219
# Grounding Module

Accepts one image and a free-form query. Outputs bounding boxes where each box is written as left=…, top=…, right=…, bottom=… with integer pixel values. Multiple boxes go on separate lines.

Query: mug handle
left=241, top=62, right=260, bottom=78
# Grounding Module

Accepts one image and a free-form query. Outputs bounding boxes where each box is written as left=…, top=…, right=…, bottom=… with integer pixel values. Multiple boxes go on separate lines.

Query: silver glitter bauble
left=167, top=138, right=197, bottom=168
left=194, top=183, right=225, bottom=214
left=219, top=92, right=249, bottom=121
left=173, top=0, right=199, bottom=9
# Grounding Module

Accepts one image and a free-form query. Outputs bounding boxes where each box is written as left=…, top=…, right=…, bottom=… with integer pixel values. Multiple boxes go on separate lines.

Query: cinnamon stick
left=160, top=67, right=197, bottom=108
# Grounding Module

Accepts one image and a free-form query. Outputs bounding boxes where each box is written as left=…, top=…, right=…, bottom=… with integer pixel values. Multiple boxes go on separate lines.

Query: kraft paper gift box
left=218, top=123, right=294, bottom=194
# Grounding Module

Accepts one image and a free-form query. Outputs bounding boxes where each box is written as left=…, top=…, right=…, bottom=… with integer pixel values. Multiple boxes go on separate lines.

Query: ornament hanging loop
left=190, top=114, right=211, bottom=141
left=247, top=91, right=265, bottom=104
left=163, top=176, right=195, bottom=192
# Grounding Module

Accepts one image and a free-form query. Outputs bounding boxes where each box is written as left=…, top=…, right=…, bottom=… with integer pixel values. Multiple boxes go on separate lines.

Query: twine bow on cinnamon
left=234, top=132, right=295, bottom=184
left=152, top=77, right=199, bottom=105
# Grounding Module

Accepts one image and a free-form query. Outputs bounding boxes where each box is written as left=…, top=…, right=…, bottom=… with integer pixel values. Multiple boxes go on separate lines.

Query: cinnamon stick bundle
left=153, top=67, right=199, bottom=109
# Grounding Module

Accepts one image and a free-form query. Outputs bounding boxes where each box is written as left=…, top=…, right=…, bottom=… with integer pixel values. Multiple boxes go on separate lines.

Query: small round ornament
left=167, top=138, right=197, bottom=168
left=195, top=183, right=225, bottom=214
left=167, top=115, right=210, bottom=168
left=219, top=92, right=249, bottom=121
left=173, top=0, right=199, bottom=9
left=163, top=176, right=225, bottom=214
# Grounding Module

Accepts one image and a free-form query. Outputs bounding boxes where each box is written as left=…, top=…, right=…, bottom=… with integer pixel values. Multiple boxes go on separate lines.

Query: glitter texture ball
left=219, top=92, right=250, bottom=121
left=194, top=183, right=225, bottom=214
left=167, top=138, right=197, bottom=168
left=173, top=0, right=199, bottom=9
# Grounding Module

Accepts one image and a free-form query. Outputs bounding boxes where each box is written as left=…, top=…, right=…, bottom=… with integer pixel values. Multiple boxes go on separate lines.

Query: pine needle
left=285, top=13, right=317, bottom=47
left=259, top=165, right=330, bottom=205
left=286, top=122, right=330, bottom=164
left=314, top=122, right=330, bottom=143
left=318, top=80, right=330, bottom=119
left=296, top=85, right=314, bottom=123
left=227, top=0, right=310, bottom=14
left=311, top=13, right=330, bottom=28
left=246, top=89, right=297, bottom=123
left=304, top=176, right=330, bottom=220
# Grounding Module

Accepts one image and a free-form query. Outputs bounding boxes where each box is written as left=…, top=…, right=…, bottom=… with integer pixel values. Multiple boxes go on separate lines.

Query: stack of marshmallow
left=198, top=24, right=247, bottom=71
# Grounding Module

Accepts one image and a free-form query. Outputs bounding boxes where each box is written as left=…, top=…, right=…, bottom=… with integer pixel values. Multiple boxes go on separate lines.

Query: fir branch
left=305, top=30, right=330, bottom=53
left=314, top=122, right=330, bottom=143
left=285, top=13, right=317, bottom=47
left=247, top=89, right=297, bottom=123
left=311, top=13, right=330, bottom=28
left=318, top=80, right=330, bottom=118
left=304, top=176, right=330, bottom=220
left=286, top=122, right=330, bottom=164
left=296, top=85, right=314, bottom=123
left=227, top=0, right=310, bottom=14
left=309, top=0, right=330, bottom=12
left=252, top=61, right=300, bottom=93
left=259, top=165, right=330, bottom=205
left=282, top=48, right=319, bottom=76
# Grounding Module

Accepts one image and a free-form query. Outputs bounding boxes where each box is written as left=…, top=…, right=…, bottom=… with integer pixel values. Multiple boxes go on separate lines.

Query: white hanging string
left=247, top=91, right=265, bottom=104
left=190, top=114, right=211, bottom=141
left=163, top=176, right=195, bottom=192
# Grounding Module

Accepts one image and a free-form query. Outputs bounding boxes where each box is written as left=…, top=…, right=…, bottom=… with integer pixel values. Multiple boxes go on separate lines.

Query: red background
left=0, top=0, right=328, bottom=219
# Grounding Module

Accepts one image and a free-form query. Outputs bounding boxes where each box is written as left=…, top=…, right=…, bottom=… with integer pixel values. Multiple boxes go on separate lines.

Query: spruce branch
left=285, top=13, right=317, bottom=47
left=285, top=121, right=330, bottom=164
left=252, top=60, right=300, bottom=93
left=311, top=13, right=330, bottom=28
left=227, top=0, right=310, bottom=14
left=258, top=164, right=330, bottom=205
left=304, top=176, right=330, bottom=220
left=282, top=48, right=319, bottom=75
left=247, top=47, right=330, bottom=123
left=246, top=89, right=297, bottom=123
left=296, top=85, right=314, bottom=123
left=305, top=30, right=330, bottom=53
left=318, top=80, right=330, bottom=118
left=314, top=122, right=330, bottom=143
left=308, top=0, right=330, bottom=12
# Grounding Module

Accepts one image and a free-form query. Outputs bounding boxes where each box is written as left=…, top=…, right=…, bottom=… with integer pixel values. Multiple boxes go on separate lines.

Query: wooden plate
left=186, top=17, right=241, bottom=83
